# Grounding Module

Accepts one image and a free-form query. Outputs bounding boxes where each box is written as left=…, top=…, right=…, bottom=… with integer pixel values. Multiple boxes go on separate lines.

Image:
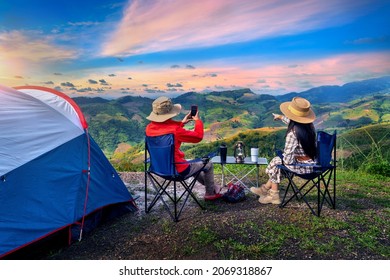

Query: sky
left=1, top=0, right=390, bottom=98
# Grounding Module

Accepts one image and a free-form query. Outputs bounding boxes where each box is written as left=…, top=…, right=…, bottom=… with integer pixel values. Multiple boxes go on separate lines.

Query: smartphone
left=191, top=105, right=198, bottom=117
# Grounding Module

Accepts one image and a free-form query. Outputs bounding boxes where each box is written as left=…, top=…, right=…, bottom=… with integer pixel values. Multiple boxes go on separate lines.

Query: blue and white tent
left=0, top=84, right=137, bottom=258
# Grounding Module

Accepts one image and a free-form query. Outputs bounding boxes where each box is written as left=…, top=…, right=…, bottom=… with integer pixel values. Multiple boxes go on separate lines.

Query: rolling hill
left=73, top=76, right=390, bottom=156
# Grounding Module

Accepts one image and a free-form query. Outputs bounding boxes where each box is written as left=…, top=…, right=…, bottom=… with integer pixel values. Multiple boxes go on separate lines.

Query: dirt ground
left=34, top=172, right=387, bottom=260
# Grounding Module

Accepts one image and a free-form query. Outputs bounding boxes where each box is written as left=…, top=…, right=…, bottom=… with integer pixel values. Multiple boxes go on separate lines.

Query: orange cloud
left=0, top=31, right=77, bottom=62
left=0, top=30, right=79, bottom=85
left=107, top=51, right=390, bottom=95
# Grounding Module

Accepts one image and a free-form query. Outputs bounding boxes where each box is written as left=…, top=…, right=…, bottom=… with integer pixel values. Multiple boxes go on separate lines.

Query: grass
left=178, top=169, right=390, bottom=260
left=80, top=126, right=389, bottom=260
left=41, top=168, right=389, bottom=260
left=337, top=125, right=390, bottom=177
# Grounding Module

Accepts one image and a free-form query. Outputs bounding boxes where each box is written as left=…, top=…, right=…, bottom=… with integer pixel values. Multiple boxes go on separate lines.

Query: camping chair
left=144, top=133, right=209, bottom=222
left=277, top=130, right=337, bottom=216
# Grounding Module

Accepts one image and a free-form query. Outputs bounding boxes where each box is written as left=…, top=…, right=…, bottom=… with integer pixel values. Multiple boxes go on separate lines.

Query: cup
left=219, top=144, right=227, bottom=163
left=251, top=148, right=259, bottom=163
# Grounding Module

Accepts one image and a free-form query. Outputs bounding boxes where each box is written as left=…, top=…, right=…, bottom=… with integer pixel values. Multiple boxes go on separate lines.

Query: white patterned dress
left=266, top=117, right=316, bottom=184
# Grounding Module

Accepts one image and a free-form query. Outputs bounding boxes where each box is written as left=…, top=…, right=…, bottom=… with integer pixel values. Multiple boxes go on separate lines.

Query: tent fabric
left=14, top=85, right=88, bottom=130
left=0, top=85, right=136, bottom=258
left=0, top=85, right=85, bottom=176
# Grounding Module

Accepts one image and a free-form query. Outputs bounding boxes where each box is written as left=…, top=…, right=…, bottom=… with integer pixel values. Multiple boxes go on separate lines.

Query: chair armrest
left=186, top=151, right=218, bottom=164
left=276, top=149, right=283, bottom=159
left=277, top=163, right=332, bottom=174
left=275, top=149, right=284, bottom=164
left=182, top=158, right=204, bottom=164
left=285, top=163, right=320, bottom=168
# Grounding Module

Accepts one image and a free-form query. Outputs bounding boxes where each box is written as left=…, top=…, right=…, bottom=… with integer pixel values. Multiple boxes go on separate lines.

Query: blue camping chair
left=277, top=131, right=337, bottom=216
left=144, top=134, right=210, bottom=222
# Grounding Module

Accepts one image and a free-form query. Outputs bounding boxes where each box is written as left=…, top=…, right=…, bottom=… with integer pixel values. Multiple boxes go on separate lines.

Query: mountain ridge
left=277, top=76, right=390, bottom=103
left=72, top=76, right=390, bottom=154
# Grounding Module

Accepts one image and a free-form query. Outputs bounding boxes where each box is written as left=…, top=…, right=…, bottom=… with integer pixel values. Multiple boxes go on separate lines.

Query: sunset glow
left=0, top=0, right=389, bottom=98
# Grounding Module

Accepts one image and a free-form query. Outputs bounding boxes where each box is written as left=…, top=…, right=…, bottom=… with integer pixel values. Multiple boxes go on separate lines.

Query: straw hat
left=280, top=97, right=316, bottom=124
left=146, top=96, right=182, bottom=122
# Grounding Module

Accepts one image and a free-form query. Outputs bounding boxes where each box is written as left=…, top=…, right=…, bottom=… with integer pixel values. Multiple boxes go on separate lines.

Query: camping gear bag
left=222, top=182, right=246, bottom=203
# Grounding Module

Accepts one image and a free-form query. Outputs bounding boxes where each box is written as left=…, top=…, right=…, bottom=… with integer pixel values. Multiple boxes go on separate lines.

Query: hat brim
left=280, top=101, right=316, bottom=124
left=146, top=104, right=182, bottom=122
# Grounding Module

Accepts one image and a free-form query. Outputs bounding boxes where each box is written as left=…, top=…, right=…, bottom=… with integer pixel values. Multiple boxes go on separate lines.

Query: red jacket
left=145, top=119, right=204, bottom=173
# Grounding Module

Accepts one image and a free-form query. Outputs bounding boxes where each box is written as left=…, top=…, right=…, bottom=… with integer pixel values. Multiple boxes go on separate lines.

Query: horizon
left=70, top=74, right=390, bottom=101
left=1, top=0, right=390, bottom=99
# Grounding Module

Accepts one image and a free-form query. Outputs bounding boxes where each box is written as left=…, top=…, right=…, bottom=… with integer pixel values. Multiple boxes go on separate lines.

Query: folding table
left=212, top=156, right=268, bottom=189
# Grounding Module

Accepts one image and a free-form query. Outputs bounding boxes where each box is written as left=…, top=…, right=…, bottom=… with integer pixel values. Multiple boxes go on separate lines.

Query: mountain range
left=73, top=76, right=390, bottom=154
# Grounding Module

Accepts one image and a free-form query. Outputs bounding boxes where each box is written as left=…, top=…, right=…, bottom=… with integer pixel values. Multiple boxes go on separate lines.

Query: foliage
left=89, top=119, right=144, bottom=154
left=110, top=143, right=145, bottom=172
left=71, top=87, right=390, bottom=173
left=338, top=124, right=390, bottom=176
left=110, top=123, right=390, bottom=178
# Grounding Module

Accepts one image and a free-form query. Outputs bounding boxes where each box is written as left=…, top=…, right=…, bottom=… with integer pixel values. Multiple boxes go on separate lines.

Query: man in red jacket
left=145, top=96, right=222, bottom=200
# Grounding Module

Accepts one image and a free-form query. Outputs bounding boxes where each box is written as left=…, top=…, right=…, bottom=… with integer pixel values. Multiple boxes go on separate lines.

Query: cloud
left=67, top=21, right=99, bottom=27
left=166, top=82, right=183, bottom=87
left=145, top=89, right=165, bottom=94
left=185, top=65, right=196, bottom=69
left=0, top=31, right=78, bottom=81
left=0, top=30, right=78, bottom=62
left=101, top=0, right=370, bottom=57
left=99, top=79, right=109, bottom=85
left=346, top=35, right=390, bottom=45
left=88, top=79, right=98, bottom=84
left=296, top=80, right=314, bottom=88
left=61, top=82, right=75, bottom=87
left=77, top=87, right=94, bottom=92
left=170, top=64, right=195, bottom=69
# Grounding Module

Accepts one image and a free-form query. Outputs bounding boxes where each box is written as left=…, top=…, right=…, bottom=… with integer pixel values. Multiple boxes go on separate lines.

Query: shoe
left=204, top=193, right=223, bottom=201
left=259, top=189, right=281, bottom=205
left=250, top=184, right=269, bottom=197
left=214, top=185, right=223, bottom=194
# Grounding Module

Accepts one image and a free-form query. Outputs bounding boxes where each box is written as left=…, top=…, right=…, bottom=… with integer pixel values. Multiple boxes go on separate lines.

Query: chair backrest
left=316, top=130, right=336, bottom=168
left=145, top=134, right=177, bottom=177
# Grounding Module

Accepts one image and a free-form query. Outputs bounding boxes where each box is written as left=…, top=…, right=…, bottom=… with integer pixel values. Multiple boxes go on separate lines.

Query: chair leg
left=280, top=173, right=320, bottom=216
left=333, top=167, right=336, bottom=209
left=318, top=169, right=336, bottom=209
left=145, top=172, right=205, bottom=222
left=179, top=180, right=205, bottom=210
left=145, top=171, right=148, bottom=214
left=173, top=181, right=178, bottom=222
left=146, top=174, right=168, bottom=212
left=317, top=177, right=321, bottom=217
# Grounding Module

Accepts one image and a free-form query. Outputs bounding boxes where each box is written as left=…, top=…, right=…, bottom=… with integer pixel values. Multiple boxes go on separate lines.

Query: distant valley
left=73, top=76, right=390, bottom=157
